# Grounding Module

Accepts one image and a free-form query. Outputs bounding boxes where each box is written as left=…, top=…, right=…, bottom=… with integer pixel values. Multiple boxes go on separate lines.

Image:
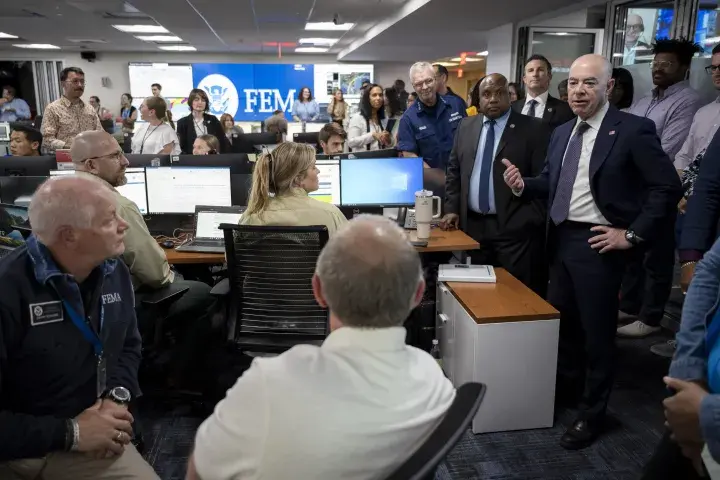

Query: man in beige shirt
left=70, top=131, right=215, bottom=388
left=41, top=67, right=103, bottom=152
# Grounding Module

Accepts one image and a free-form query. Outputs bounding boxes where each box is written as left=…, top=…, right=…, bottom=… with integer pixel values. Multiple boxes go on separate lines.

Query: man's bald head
left=567, top=54, right=614, bottom=120
left=29, top=175, right=113, bottom=244
left=71, top=130, right=129, bottom=187
left=314, top=215, right=424, bottom=329
left=478, top=73, right=511, bottom=119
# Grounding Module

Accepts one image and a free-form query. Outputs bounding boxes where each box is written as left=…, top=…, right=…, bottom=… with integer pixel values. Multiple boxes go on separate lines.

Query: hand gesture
left=663, top=377, right=708, bottom=446
left=380, top=131, right=393, bottom=146
left=588, top=226, right=632, bottom=253
left=501, top=159, right=524, bottom=191
left=74, top=400, right=134, bottom=456
left=439, top=214, right=459, bottom=231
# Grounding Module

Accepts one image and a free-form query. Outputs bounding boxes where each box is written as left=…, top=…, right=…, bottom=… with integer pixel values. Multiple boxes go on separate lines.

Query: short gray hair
left=29, top=175, right=109, bottom=244
left=409, top=62, right=435, bottom=82
left=316, top=215, right=423, bottom=328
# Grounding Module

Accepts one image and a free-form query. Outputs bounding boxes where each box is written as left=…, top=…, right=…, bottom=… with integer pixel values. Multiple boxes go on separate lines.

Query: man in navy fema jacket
left=397, top=61, right=467, bottom=169
left=0, top=175, right=158, bottom=479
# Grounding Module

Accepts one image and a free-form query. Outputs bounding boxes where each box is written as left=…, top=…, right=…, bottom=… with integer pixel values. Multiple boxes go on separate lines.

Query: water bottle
left=430, top=339, right=442, bottom=369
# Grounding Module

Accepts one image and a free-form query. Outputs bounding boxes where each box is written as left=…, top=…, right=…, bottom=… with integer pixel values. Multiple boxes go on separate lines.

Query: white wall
left=528, top=10, right=589, bottom=28
left=485, top=23, right=515, bottom=79
left=0, top=50, right=396, bottom=115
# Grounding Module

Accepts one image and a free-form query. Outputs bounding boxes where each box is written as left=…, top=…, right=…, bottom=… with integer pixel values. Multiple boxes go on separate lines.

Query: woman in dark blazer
left=176, top=88, right=230, bottom=154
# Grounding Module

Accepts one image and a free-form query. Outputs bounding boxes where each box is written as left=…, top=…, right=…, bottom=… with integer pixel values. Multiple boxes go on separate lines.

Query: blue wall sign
left=191, top=63, right=315, bottom=121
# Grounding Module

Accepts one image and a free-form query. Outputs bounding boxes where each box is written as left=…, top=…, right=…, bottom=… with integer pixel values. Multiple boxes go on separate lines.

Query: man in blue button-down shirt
left=397, top=62, right=466, bottom=169
left=0, top=86, right=31, bottom=122
left=641, top=235, right=720, bottom=478
left=441, top=74, right=551, bottom=294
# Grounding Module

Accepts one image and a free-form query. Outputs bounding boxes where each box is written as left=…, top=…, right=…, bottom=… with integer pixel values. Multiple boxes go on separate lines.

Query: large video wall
left=128, top=62, right=374, bottom=122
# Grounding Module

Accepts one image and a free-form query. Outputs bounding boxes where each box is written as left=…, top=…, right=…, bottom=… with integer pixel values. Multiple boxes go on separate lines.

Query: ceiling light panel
left=113, top=24, right=169, bottom=33
left=305, top=22, right=354, bottom=31
left=13, top=44, right=60, bottom=49
left=158, top=45, right=196, bottom=51
left=0, top=32, right=19, bottom=39
left=298, top=38, right=338, bottom=46
left=135, top=35, right=183, bottom=42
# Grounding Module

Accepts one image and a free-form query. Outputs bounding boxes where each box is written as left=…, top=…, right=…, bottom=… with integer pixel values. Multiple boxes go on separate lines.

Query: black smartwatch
left=624, top=229, right=642, bottom=246
left=104, top=386, right=132, bottom=406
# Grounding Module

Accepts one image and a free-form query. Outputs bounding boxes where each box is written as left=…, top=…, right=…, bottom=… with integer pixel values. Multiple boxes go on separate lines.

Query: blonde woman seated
left=241, top=142, right=347, bottom=236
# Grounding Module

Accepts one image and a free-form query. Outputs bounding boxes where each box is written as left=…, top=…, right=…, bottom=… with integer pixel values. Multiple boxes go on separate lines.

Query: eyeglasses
left=706, top=65, right=720, bottom=74
left=64, top=80, right=86, bottom=86
left=626, top=24, right=644, bottom=33
left=650, top=60, right=675, bottom=69
left=84, top=150, right=125, bottom=163
left=412, top=78, right=435, bottom=90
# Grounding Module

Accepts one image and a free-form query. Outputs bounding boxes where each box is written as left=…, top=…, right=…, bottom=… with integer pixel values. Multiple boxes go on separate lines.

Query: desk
left=162, top=228, right=479, bottom=265
left=437, top=268, right=559, bottom=433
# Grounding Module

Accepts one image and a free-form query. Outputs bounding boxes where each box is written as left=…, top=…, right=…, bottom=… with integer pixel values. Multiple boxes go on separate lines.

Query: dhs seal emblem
left=197, top=74, right=239, bottom=117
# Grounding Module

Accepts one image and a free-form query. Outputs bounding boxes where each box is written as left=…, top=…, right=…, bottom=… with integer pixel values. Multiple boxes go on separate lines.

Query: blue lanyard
left=62, top=300, right=104, bottom=357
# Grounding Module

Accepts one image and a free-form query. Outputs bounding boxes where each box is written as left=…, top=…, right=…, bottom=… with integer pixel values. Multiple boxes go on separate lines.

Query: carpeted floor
left=138, top=334, right=673, bottom=480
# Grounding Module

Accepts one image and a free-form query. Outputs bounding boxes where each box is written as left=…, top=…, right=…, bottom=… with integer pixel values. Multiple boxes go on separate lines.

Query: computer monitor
left=0, top=156, right=57, bottom=176
left=169, top=154, right=253, bottom=174
left=145, top=166, right=232, bottom=214
left=293, top=132, right=319, bottom=146
left=230, top=132, right=281, bottom=154
left=340, top=157, right=423, bottom=207
left=0, top=123, right=10, bottom=142
left=0, top=176, right=47, bottom=207
left=309, top=159, right=340, bottom=205
left=49, top=167, right=149, bottom=214
left=316, top=148, right=399, bottom=161
left=124, top=154, right=171, bottom=167
left=0, top=203, right=29, bottom=246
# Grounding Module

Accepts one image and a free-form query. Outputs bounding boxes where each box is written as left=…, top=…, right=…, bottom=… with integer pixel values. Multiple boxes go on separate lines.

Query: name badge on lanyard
left=63, top=301, right=106, bottom=397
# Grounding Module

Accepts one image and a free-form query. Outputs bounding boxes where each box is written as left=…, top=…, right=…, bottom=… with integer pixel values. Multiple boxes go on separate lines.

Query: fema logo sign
left=197, top=74, right=239, bottom=117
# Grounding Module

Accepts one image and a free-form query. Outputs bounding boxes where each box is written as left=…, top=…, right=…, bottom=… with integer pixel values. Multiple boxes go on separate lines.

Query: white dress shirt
left=193, top=326, right=456, bottom=480
left=522, top=90, right=549, bottom=119
left=131, top=122, right=181, bottom=155
left=566, top=101, right=610, bottom=225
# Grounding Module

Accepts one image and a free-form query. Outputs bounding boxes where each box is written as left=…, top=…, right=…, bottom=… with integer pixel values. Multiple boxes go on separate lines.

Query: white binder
left=438, top=264, right=496, bottom=283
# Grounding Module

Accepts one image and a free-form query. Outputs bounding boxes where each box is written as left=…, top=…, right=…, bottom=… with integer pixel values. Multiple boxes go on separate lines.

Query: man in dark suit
left=441, top=74, right=551, bottom=295
left=503, top=54, right=682, bottom=449
left=512, top=54, right=575, bottom=131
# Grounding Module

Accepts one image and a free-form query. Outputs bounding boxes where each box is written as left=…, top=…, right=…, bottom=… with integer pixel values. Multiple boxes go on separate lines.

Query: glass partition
left=610, top=0, right=677, bottom=66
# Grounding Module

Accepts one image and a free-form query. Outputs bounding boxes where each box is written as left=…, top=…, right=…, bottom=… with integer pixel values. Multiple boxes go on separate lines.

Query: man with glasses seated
left=397, top=62, right=466, bottom=169
left=40, top=67, right=103, bottom=152
left=618, top=39, right=703, bottom=341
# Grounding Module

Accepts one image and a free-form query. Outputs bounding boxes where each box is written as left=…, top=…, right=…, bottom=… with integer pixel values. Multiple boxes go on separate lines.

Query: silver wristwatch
left=105, top=386, right=132, bottom=406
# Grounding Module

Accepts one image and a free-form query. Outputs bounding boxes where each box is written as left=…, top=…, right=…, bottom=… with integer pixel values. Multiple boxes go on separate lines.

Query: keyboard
left=176, top=239, right=225, bottom=253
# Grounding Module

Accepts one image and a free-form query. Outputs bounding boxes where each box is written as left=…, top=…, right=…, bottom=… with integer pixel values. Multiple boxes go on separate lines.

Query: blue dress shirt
left=0, top=97, right=31, bottom=122
left=292, top=100, right=319, bottom=122
left=468, top=109, right=511, bottom=214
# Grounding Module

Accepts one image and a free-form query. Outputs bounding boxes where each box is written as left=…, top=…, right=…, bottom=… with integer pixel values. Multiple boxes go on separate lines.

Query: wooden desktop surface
left=163, top=228, right=479, bottom=265
left=447, top=269, right=559, bottom=325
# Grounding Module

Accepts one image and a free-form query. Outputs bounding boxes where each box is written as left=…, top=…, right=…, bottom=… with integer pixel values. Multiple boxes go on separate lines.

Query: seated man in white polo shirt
left=187, top=215, right=456, bottom=480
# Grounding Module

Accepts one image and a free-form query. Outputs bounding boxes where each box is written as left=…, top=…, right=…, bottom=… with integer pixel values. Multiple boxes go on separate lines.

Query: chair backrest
left=0, top=244, right=17, bottom=260
left=384, top=382, right=486, bottom=480
left=219, top=223, right=330, bottom=345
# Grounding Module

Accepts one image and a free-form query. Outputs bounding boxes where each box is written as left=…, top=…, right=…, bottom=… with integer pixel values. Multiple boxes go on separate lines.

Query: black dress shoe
left=560, top=419, right=601, bottom=450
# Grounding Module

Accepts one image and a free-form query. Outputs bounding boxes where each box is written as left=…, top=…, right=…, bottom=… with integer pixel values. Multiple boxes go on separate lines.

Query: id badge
left=96, top=355, right=107, bottom=398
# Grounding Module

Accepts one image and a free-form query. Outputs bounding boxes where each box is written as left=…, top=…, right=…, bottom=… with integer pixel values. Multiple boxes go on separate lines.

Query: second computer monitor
left=145, top=166, right=232, bottom=214
left=340, top=157, right=423, bottom=207
left=310, top=159, right=340, bottom=205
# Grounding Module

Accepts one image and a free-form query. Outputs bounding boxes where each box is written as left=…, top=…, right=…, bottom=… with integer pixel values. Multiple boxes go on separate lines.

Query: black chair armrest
left=210, top=278, right=230, bottom=296
left=139, top=283, right=189, bottom=308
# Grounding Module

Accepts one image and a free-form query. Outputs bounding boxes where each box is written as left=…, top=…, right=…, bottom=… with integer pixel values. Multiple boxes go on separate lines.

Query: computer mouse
left=161, top=240, right=175, bottom=249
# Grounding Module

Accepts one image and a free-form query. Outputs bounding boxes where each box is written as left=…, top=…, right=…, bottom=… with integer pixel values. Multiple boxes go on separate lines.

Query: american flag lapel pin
left=609, top=130, right=616, bottom=135
left=510, top=124, right=515, bottom=128
left=548, top=107, right=553, bottom=112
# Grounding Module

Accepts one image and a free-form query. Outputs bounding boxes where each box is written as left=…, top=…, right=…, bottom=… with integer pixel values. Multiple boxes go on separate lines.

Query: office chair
left=384, top=382, right=486, bottom=480
left=217, top=224, right=330, bottom=353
